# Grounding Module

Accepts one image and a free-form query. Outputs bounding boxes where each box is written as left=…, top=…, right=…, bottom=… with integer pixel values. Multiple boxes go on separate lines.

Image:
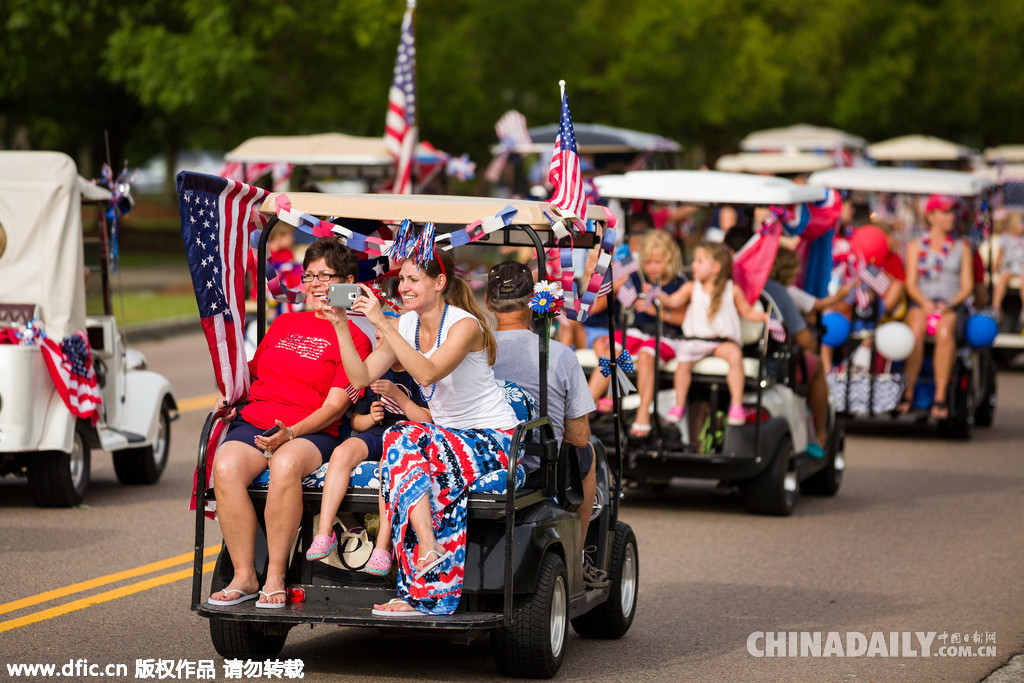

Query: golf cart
left=588, top=170, right=845, bottom=515
left=807, top=166, right=999, bottom=438
left=188, top=192, right=637, bottom=678
left=980, top=146, right=1024, bottom=364
left=0, top=151, right=177, bottom=506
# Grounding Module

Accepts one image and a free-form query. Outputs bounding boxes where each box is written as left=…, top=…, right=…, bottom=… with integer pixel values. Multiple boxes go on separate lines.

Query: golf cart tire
left=938, top=377, right=974, bottom=440
left=571, top=522, right=638, bottom=639
left=742, top=434, right=797, bottom=516
left=974, top=355, right=997, bottom=427
left=800, top=429, right=844, bottom=497
left=27, top=427, right=90, bottom=507
left=210, top=619, right=289, bottom=661
left=113, top=402, right=172, bottom=484
left=491, top=551, right=568, bottom=679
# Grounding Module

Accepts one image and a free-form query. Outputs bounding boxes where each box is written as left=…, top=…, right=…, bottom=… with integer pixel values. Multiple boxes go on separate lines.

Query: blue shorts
left=348, top=430, right=385, bottom=462
left=223, top=417, right=342, bottom=463
left=584, top=325, right=606, bottom=348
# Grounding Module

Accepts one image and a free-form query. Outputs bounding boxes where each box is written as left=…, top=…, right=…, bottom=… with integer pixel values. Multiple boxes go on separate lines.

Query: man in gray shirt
left=486, top=261, right=605, bottom=587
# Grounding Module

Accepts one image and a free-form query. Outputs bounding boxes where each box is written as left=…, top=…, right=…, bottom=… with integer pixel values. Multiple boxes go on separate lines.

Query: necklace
left=918, top=233, right=952, bottom=280
left=414, top=303, right=448, bottom=402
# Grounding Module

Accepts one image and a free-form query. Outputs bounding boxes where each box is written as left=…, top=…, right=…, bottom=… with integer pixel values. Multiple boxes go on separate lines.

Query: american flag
left=597, top=270, right=614, bottom=297
left=178, top=172, right=269, bottom=515
left=858, top=263, right=891, bottom=297
left=384, top=2, right=417, bottom=195
left=495, top=110, right=532, bottom=153
left=766, top=317, right=787, bottom=343
left=40, top=333, right=102, bottom=425
left=616, top=279, right=638, bottom=308
left=548, top=85, right=587, bottom=221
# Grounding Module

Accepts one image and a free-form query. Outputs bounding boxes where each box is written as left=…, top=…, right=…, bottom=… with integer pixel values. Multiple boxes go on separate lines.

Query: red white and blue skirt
left=381, top=422, right=514, bottom=615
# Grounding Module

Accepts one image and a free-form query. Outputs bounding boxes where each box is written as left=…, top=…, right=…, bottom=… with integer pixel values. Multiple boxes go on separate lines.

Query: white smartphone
left=327, top=283, right=362, bottom=309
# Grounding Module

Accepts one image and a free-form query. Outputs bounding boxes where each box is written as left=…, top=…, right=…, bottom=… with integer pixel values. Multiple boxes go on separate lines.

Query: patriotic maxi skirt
left=381, top=422, right=513, bottom=615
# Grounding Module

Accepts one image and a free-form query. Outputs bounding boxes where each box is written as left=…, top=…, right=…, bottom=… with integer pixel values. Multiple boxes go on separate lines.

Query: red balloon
left=849, top=225, right=889, bottom=265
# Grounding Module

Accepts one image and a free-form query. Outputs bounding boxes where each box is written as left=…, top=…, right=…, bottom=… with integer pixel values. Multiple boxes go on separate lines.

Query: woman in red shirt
left=206, top=237, right=372, bottom=609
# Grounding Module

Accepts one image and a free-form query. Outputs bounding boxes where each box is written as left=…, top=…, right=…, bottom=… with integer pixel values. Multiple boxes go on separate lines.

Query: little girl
left=647, top=241, right=768, bottom=432
left=588, top=231, right=687, bottom=429
left=306, top=330, right=431, bottom=574
left=992, top=210, right=1024, bottom=314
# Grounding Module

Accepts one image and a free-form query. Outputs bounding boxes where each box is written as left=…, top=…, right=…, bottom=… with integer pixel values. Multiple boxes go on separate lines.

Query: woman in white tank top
left=635, top=242, right=768, bottom=436
left=327, top=247, right=518, bottom=617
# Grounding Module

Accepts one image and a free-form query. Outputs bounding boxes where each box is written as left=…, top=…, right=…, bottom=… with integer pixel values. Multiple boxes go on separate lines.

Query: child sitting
left=306, top=332, right=431, bottom=574
left=992, top=210, right=1024, bottom=315
left=644, top=241, right=768, bottom=432
left=588, top=231, right=688, bottom=426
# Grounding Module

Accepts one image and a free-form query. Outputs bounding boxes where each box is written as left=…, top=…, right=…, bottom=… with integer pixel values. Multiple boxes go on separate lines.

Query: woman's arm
left=254, top=386, right=351, bottom=452
left=370, top=379, right=432, bottom=422
left=385, top=317, right=480, bottom=387
left=323, top=305, right=396, bottom=391
left=903, top=240, right=931, bottom=310
left=949, top=242, right=975, bottom=308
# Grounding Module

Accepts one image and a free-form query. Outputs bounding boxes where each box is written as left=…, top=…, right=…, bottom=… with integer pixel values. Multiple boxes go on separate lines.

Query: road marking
left=176, top=392, right=220, bottom=413
left=0, top=560, right=217, bottom=633
left=0, top=545, right=222, bottom=616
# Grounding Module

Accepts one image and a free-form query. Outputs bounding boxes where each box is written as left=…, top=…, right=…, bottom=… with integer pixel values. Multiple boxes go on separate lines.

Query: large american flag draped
left=40, top=332, right=102, bottom=425
left=548, top=84, right=587, bottom=221
left=178, top=172, right=269, bottom=515
left=384, top=2, right=418, bottom=195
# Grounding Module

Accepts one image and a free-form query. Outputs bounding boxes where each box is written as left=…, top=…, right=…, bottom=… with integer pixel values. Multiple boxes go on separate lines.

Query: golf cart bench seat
left=575, top=348, right=761, bottom=379
left=0, top=303, right=41, bottom=327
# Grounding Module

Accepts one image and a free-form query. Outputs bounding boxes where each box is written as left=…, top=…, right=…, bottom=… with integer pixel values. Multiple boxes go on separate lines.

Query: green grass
left=87, top=292, right=198, bottom=326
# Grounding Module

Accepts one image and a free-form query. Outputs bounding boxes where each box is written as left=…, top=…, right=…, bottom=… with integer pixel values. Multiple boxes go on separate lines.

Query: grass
left=87, top=292, right=198, bottom=326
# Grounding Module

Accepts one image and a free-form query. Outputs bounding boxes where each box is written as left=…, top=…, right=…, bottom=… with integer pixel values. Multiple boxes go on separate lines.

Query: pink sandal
left=363, top=548, right=393, bottom=576
left=665, top=405, right=686, bottom=424
left=596, top=397, right=614, bottom=414
left=727, top=405, right=746, bottom=426
left=305, top=532, right=337, bottom=561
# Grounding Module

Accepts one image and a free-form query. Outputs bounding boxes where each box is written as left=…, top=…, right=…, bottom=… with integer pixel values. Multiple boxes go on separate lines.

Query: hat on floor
left=487, top=261, right=534, bottom=300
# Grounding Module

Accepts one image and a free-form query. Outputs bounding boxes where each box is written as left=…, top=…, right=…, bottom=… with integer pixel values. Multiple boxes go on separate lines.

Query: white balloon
left=875, top=321, right=915, bottom=361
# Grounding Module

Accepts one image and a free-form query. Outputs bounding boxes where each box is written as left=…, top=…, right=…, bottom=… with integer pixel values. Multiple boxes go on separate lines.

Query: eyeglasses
left=300, top=272, right=338, bottom=283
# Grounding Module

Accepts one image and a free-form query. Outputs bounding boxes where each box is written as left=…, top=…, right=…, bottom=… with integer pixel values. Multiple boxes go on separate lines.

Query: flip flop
left=893, top=397, right=912, bottom=415
left=930, top=401, right=949, bottom=420
left=206, top=588, right=258, bottom=607
left=254, top=589, right=287, bottom=609
left=629, top=422, right=651, bottom=438
left=371, top=598, right=421, bottom=617
left=414, top=549, right=453, bottom=579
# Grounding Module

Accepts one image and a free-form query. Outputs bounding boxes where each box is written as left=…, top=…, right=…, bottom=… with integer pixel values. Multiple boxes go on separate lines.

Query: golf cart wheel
left=207, top=548, right=290, bottom=660
left=800, top=429, right=845, bottom=497
left=27, top=427, right=90, bottom=507
left=743, top=434, right=797, bottom=516
left=491, top=552, right=568, bottom=678
left=113, top=400, right=172, bottom=484
left=974, top=353, right=997, bottom=427
left=938, top=374, right=974, bottom=440
left=571, top=522, right=638, bottom=639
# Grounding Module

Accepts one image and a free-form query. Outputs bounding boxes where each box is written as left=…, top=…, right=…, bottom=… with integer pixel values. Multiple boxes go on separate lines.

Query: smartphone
left=327, top=283, right=362, bottom=309
left=259, top=425, right=281, bottom=437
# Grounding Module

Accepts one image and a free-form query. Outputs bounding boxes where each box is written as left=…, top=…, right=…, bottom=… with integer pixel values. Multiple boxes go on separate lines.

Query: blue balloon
left=964, top=313, right=998, bottom=349
left=821, top=311, right=851, bottom=348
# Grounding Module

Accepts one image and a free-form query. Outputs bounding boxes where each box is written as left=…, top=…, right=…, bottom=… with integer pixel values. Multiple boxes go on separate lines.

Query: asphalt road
left=1, top=331, right=1022, bottom=682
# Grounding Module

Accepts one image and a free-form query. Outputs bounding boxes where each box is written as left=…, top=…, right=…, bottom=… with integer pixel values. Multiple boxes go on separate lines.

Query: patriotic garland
left=918, top=234, right=953, bottom=280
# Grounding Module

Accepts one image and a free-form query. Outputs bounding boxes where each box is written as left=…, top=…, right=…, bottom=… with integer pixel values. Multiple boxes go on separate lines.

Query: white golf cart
left=189, top=192, right=637, bottom=678
left=807, top=166, right=998, bottom=438
left=0, top=151, right=177, bottom=506
left=589, top=169, right=845, bottom=515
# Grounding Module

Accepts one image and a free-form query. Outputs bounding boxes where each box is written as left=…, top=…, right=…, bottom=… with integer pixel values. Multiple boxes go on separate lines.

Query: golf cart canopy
left=866, top=135, right=976, bottom=162
left=714, top=152, right=837, bottom=175
left=806, top=167, right=995, bottom=198
left=0, top=151, right=111, bottom=339
left=226, top=133, right=439, bottom=167
left=740, top=124, right=868, bottom=152
left=983, top=145, right=1024, bottom=164
left=492, top=123, right=680, bottom=155
left=592, top=170, right=827, bottom=206
left=259, top=192, right=609, bottom=228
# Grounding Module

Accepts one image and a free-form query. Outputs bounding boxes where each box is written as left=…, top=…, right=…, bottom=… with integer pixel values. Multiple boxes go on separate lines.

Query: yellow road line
left=0, top=545, right=221, bottom=615
left=0, top=560, right=217, bottom=634
left=176, top=392, right=220, bottom=414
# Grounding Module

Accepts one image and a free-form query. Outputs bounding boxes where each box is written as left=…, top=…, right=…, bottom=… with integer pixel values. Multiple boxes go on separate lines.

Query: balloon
left=849, top=225, right=889, bottom=266
left=821, top=311, right=851, bottom=348
left=875, top=321, right=915, bottom=361
left=964, top=313, right=998, bottom=349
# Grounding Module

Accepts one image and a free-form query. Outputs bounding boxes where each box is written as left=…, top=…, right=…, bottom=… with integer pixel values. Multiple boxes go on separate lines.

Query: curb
left=123, top=315, right=202, bottom=343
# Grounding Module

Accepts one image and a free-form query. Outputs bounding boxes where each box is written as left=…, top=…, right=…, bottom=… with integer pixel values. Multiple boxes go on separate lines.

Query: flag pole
left=409, top=0, right=419, bottom=193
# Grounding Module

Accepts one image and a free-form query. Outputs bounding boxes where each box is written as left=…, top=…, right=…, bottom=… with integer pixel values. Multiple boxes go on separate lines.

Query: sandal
left=596, top=397, right=614, bottom=414
left=930, top=401, right=949, bottom=420
left=727, top=405, right=746, bottom=426
left=629, top=422, right=652, bottom=438
left=664, top=405, right=685, bottom=424
left=893, top=397, right=912, bottom=415
left=363, top=547, right=393, bottom=576
left=305, top=531, right=337, bottom=561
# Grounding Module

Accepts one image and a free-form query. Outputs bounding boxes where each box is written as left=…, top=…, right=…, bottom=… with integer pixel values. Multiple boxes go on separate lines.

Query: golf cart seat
left=0, top=303, right=41, bottom=327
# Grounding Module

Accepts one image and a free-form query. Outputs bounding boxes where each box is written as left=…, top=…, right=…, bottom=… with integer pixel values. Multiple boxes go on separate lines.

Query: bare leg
left=375, top=469, right=392, bottom=552
left=673, top=359, right=695, bottom=408
left=932, top=312, right=958, bottom=411
left=820, top=344, right=834, bottom=373
left=315, top=439, right=368, bottom=537
left=210, top=442, right=269, bottom=601
left=992, top=271, right=1011, bottom=314
left=807, top=355, right=829, bottom=444
left=714, top=342, right=744, bottom=408
left=902, top=307, right=927, bottom=404
left=632, top=352, right=656, bottom=428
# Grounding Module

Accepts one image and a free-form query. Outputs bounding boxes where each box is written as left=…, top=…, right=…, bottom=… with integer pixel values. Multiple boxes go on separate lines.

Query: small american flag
left=766, top=317, right=787, bottom=343
left=495, top=110, right=532, bottom=153
left=858, top=263, right=891, bottom=297
left=853, top=283, right=871, bottom=309
left=616, top=279, right=638, bottom=308
left=384, top=2, right=417, bottom=195
left=548, top=85, right=587, bottom=221
left=597, top=270, right=614, bottom=297
left=40, top=333, right=102, bottom=424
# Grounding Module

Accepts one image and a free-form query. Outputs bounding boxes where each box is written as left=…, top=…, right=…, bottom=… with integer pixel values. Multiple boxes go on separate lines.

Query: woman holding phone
left=206, top=236, right=372, bottom=609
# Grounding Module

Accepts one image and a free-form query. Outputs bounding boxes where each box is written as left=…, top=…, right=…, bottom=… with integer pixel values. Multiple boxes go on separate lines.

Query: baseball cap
left=925, top=194, right=956, bottom=213
left=487, top=261, right=534, bottom=300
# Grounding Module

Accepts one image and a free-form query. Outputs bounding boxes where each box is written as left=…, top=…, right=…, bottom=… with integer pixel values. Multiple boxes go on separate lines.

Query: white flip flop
left=371, top=598, right=421, bottom=617
left=254, top=589, right=287, bottom=609
left=206, top=588, right=258, bottom=607
left=414, top=549, right=453, bottom=579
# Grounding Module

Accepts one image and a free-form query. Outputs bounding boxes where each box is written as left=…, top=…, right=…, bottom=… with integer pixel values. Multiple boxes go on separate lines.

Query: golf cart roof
left=0, top=151, right=111, bottom=338
left=258, top=192, right=609, bottom=228
left=983, top=145, right=1024, bottom=163
left=493, top=123, right=681, bottom=155
left=226, top=133, right=438, bottom=167
left=714, top=152, right=837, bottom=174
left=740, top=124, right=867, bottom=152
left=592, top=170, right=827, bottom=206
left=866, top=135, right=976, bottom=162
left=806, top=167, right=995, bottom=197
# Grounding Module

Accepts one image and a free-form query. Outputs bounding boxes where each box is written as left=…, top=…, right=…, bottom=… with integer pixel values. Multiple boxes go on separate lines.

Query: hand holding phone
left=260, top=425, right=281, bottom=437
left=327, top=283, right=362, bottom=309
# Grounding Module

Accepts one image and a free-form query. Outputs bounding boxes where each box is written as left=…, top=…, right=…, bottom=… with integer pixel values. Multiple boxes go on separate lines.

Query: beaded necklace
left=918, top=233, right=953, bottom=280
left=414, top=303, right=448, bottom=402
